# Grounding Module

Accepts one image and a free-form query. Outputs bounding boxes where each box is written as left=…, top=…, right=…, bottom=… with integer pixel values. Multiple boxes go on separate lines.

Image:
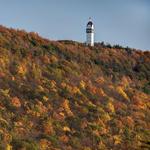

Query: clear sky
left=0, top=0, right=149, bottom=50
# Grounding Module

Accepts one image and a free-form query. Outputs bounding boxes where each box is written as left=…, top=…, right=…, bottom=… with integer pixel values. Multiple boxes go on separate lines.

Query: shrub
left=11, top=138, right=39, bottom=150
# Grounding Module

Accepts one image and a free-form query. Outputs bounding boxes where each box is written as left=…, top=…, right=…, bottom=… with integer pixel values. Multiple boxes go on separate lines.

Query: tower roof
left=87, top=21, right=93, bottom=26
left=87, top=17, right=93, bottom=26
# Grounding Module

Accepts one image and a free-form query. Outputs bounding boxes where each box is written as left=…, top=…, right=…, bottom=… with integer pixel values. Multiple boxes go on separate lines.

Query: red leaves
left=11, top=97, right=21, bottom=108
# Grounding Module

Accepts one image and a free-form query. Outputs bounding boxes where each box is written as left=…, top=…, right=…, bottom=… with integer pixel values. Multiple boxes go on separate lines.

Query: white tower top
left=86, top=18, right=94, bottom=46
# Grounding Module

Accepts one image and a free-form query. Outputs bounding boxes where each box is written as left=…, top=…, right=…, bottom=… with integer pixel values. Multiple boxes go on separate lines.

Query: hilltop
left=0, top=25, right=150, bottom=150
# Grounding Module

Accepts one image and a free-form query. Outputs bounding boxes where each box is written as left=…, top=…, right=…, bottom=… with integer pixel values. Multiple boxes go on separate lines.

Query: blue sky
left=0, top=0, right=149, bottom=50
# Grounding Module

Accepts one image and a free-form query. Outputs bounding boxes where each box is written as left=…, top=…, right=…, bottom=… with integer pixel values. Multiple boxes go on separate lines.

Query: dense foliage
left=0, top=25, right=150, bottom=150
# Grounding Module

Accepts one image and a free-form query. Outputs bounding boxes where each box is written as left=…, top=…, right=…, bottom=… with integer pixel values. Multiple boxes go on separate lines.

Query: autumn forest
left=0, top=26, right=150, bottom=150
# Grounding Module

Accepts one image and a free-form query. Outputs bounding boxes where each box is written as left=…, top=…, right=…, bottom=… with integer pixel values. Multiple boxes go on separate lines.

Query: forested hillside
left=0, top=25, right=150, bottom=150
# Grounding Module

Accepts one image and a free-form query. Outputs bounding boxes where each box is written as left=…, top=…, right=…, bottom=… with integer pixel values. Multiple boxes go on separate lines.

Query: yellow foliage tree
left=0, top=89, right=10, bottom=97
left=63, top=126, right=71, bottom=132
left=72, top=86, right=81, bottom=94
left=102, top=113, right=111, bottom=122
left=37, top=85, right=45, bottom=92
left=80, top=80, right=86, bottom=89
left=39, top=139, right=51, bottom=150
left=116, top=86, right=129, bottom=101
left=62, top=99, right=74, bottom=116
left=50, top=55, right=58, bottom=63
left=97, top=88, right=106, bottom=97
left=113, top=135, right=122, bottom=145
left=6, top=144, right=12, bottom=150
left=43, top=96, right=49, bottom=102
left=49, top=80, right=57, bottom=92
left=18, top=63, right=27, bottom=76
left=50, top=80, right=56, bottom=88
left=106, top=102, right=115, bottom=113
